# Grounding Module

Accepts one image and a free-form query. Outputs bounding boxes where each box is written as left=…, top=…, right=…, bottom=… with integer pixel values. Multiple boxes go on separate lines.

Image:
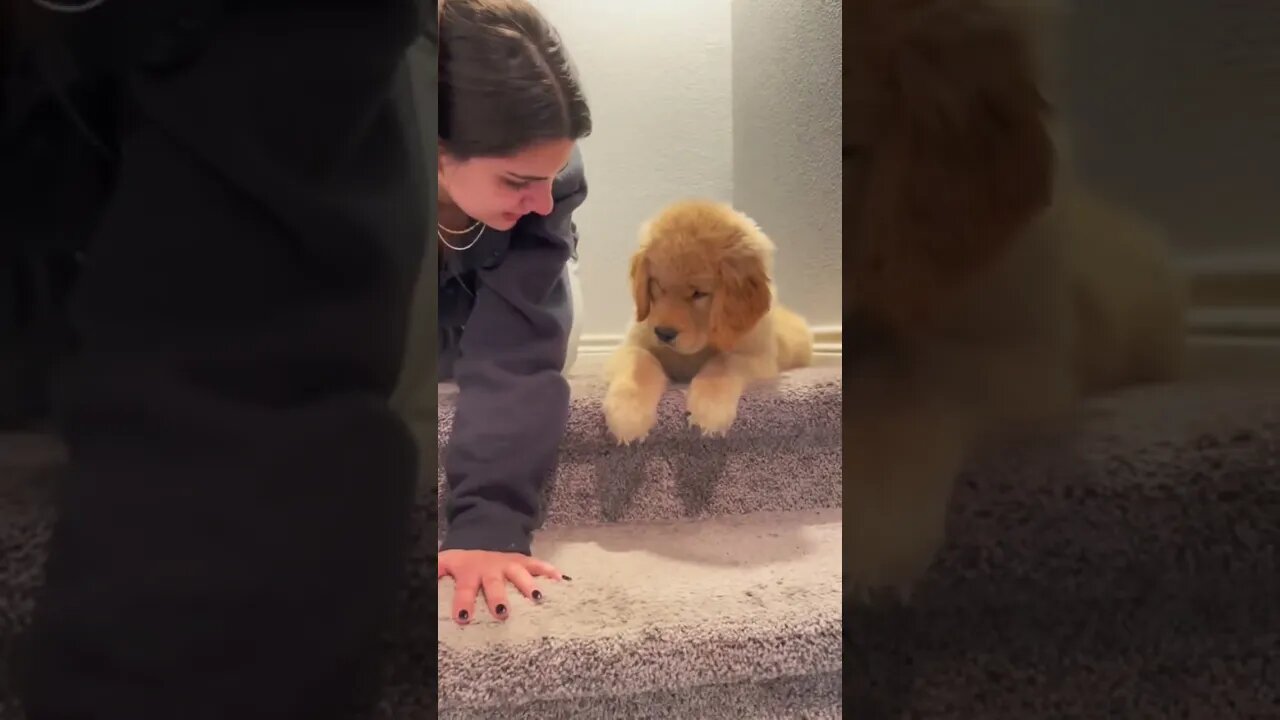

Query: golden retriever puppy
left=847, top=0, right=1187, bottom=599
left=602, top=200, right=814, bottom=444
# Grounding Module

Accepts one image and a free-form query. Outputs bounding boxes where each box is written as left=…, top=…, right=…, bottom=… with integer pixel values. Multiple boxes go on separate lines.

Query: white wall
left=731, top=0, right=843, bottom=330
left=531, top=0, right=842, bottom=339
left=531, top=0, right=736, bottom=338
left=1062, top=1, right=1280, bottom=261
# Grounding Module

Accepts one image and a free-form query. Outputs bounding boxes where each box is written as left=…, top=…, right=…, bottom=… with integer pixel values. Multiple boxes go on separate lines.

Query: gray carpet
left=4, top=377, right=1277, bottom=717
left=0, top=365, right=845, bottom=719
left=850, top=381, right=1280, bottom=718
left=437, top=365, right=844, bottom=530
left=388, top=671, right=842, bottom=720
left=433, top=365, right=844, bottom=717
left=432, top=508, right=842, bottom=717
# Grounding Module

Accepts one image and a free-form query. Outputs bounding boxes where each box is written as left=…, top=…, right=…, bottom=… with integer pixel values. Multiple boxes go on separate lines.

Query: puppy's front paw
left=686, top=376, right=741, bottom=437
left=603, top=382, right=659, bottom=445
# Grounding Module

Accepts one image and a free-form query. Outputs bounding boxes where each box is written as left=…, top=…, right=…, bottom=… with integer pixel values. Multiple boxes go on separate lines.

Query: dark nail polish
left=561, top=575, right=573, bottom=582
left=457, top=610, right=469, bottom=622
left=532, top=590, right=543, bottom=602
left=495, top=604, right=507, bottom=616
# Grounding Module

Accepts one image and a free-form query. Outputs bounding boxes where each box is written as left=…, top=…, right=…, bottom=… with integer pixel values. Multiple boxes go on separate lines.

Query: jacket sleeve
left=440, top=146, right=587, bottom=554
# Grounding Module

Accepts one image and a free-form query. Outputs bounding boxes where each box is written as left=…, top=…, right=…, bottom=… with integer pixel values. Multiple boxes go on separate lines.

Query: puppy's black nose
left=654, top=326, right=679, bottom=343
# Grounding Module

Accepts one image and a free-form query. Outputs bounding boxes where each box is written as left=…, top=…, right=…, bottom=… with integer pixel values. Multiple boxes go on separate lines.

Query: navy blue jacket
left=439, top=145, right=586, bottom=554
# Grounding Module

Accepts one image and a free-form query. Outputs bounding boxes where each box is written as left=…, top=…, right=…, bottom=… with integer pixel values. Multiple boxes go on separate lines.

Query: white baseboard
left=1180, top=251, right=1280, bottom=381
left=1183, top=254, right=1280, bottom=309
left=577, top=319, right=1280, bottom=381
left=576, top=333, right=625, bottom=358
left=577, top=324, right=843, bottom=358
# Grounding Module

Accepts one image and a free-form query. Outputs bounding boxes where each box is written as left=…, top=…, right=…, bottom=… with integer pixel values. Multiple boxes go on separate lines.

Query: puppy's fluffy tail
left=1064, top=189, right=1188, bottom=395
left=773, top=305, right=815, bottom=371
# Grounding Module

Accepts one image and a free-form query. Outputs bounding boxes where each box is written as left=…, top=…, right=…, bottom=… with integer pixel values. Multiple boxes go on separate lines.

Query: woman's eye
left=691, top=290, right=708, bottom=300
left=503, top=179, right=529, bottom=190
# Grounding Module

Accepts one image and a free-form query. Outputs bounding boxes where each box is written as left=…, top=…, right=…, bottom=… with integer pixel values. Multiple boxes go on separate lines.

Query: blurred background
left=1059, top=2, right=1280, bottom=376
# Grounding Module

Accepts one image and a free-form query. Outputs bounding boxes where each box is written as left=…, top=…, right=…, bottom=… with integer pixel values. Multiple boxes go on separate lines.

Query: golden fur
left=603, top=200, right=814, bottom=443
left=848, top=0, right=1188, bottom=598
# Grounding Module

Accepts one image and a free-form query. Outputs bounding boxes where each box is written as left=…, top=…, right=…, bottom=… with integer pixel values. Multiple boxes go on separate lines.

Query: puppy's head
left=630, top=200, right=773, bottom=354
left=849, top=0, right=1056, bottom=330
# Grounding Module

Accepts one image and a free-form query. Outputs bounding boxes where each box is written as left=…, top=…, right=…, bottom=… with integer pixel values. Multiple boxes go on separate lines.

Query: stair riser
left=438, top=379, right=843, bottom=528
left=431, top=623, right=842, bottom=713
left=410, top=672, right=841, bottom=720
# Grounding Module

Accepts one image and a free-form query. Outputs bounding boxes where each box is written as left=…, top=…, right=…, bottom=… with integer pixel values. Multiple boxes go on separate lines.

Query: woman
left=432, top=0, right=591, bottom=625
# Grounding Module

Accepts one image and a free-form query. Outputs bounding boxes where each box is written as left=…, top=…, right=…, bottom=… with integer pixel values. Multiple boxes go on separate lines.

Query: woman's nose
left=526, top=184, right=555, bottom=216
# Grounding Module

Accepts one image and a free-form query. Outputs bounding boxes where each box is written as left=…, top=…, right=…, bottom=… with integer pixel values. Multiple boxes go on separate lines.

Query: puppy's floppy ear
left=629, top=248, right=652, bottom=322
left=709, top=240, right=772, bottom=351
left=854, top=0, right=1055, bottom=328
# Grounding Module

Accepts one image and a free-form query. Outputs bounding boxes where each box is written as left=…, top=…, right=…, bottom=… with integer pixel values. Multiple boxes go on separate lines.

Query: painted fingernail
left=495, top=604, right=507, bottom=617
left=457, top=610, right=469, bottom=622
left=532, top=590, right=544, bottom=602
left=561, top=575, right=573, bottom=582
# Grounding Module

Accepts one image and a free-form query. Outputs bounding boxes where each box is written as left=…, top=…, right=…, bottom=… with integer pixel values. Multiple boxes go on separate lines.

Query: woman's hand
left=437, top=549, right=567, bottom=624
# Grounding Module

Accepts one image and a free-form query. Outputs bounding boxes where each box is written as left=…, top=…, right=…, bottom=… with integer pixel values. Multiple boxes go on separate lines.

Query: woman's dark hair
left=440, top=0, right=592, bottom=160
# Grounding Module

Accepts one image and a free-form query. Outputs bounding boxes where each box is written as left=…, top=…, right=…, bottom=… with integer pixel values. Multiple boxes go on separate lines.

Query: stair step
left=385, top=673, right=840, bottom=720
left=437, top=365, right=843, bottom=529
left=851, top=381, right=1280, bottom=717
left=425, top=508, right=843, bottom=718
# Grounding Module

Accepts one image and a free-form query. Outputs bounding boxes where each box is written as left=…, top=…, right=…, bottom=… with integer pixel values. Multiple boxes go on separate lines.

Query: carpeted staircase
left=4, top=372, right=1278, bottom=718
left=429, top=364, right=845, bottom=719
left=0, top=363, right=845, bottom=719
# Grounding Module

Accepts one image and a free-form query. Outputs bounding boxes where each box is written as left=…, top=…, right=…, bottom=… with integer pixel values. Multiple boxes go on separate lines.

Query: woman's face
left=438, top=138, right=576, bottom=231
